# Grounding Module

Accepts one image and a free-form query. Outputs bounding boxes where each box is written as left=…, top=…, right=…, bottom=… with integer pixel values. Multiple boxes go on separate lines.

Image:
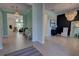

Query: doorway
left=0, top=13, right=32, bottom=55
left=7, top=13, right=23, bottom=34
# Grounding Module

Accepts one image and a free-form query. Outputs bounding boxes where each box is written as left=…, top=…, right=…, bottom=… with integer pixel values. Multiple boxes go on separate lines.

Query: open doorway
left=7, top=13, right=23, bottom=34
left=1, top=13, right=33, bottom=55
left=0, top=3, right=32, bottom=56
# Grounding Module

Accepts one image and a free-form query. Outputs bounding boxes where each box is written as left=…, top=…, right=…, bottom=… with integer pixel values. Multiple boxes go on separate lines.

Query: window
left=16, top=18, right=23, bottom=31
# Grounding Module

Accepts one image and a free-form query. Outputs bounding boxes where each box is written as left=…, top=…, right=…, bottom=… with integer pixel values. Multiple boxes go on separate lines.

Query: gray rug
left=5, top=46, right=42, bottom=56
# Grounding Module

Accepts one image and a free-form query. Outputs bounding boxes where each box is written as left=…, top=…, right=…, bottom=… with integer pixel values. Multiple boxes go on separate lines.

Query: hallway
left=0, top=32, right=32, bottom=55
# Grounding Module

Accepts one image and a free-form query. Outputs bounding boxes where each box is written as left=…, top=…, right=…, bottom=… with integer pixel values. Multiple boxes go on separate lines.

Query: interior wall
left=23, top=14, right=27, bottom=28
left=45, top=10, right=57, bottom=36
left=32, top=4, right=57, bottom=43
left=7, top=14, right=16, bottom=33
left=23, top=10, right=32, bottom=30
left=43, top=12, right=48, bottom=37
left=2, top=11, right=8, bottom=37
left=26, top=10, right=32, bottom=29
left=0, top=12, right=3, bottom=37
left=32, top=4, right=44, bottom=44
left=0, top=11, right=3, bottom=49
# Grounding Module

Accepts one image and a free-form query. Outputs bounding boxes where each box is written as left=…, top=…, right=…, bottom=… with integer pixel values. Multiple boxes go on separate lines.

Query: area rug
left=5, top=46, right=42, bottom=56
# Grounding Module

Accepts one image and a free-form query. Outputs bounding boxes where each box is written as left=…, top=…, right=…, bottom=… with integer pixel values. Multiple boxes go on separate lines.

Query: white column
left=32, top=4, right=45, bottom=44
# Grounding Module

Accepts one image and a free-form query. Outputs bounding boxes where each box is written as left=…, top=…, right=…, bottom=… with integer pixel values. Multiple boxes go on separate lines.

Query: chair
left=25, top=29, right=32, bottom=40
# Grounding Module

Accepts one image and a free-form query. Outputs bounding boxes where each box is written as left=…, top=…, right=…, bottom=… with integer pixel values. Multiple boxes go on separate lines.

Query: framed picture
left=50, top=19, right=55, bottom=27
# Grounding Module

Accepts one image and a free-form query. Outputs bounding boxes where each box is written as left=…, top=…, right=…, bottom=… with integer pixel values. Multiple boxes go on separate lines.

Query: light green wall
left=2, top=11, right=8, bottom=37
left=23, top=10, right=32, bottom=29
left=23, top=15, right=27, bottom=28
left=26, top=10, right=32, bottom=29
left=0, top=11, right=3, bottom=49
left=0, top=11, right=3, bottom=36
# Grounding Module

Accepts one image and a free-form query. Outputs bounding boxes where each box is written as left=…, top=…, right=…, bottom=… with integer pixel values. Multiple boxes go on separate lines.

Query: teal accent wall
left=26, top=10, right=32, bottom=29
left=23, top=15, right=27, bottom=28
left=23, top=10, right=32, bottom=29
left=0, top=11, right=3, bottom=49
left=0, top=11, right=3, bottom=36
left=2, top=11, right=8, bottom=37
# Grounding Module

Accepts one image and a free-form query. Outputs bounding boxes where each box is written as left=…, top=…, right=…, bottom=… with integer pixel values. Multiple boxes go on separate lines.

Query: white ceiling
left=7, top=13, right=23, bottom=20
left=45, top=3, right=79, bottom=15
left=1, top=3, right=79, bottom=15
left=0, top=3, right=32, bottom=15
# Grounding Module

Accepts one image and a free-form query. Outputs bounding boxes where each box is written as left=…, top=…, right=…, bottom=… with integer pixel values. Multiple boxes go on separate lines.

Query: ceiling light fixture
left=14, top=6, right=20, bottom=18
left=65, top=10, right=77, bottom=21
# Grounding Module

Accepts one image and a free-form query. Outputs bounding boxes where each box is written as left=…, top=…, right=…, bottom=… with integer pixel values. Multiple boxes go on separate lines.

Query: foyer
left=0, top=3, right=79, bottom=56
